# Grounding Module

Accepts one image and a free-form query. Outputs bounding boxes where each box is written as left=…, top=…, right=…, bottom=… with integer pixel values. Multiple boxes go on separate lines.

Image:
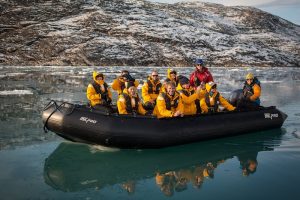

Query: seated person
left=177, top=76, right=206, bottom=115
left=117, top=82, right=146, bottom=115
left=112, top=70, right=139, bottom=95
left=161, top=78, right=170, bottom=93
left=189, top=58, right=214, bottom=88
left=142, top=70, right=162, bottom=110
left=238, top=73, right=261, bottom=110
left=154, top=82, right=184, bottom=118
left=86, top=71, right=113, bottom=113
left=200, top=82, right=235, bottom=113
left=165, top=69, right=179, bottom=87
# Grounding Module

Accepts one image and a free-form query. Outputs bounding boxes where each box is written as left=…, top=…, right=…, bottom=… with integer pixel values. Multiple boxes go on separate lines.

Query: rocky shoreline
left=0, top=0, right=299, bottom=67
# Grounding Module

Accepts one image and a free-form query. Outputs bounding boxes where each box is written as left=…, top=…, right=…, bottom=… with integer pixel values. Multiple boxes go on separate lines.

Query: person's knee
left=143, top=102, right=155, bottom=110
left=93, top=104, right=113, bottom=114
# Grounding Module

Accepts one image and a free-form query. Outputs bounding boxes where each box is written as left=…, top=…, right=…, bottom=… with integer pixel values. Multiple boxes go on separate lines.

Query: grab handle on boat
left=43, top=100, right=58, bottom=111
left=43, top=100, right=76, bottom=133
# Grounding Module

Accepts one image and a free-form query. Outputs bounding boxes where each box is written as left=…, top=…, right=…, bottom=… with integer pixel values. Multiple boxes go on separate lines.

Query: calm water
left=0, top=66, right=300, bottom=200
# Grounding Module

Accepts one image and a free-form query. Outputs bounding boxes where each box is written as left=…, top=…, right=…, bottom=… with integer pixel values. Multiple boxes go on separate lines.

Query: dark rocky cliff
left=0, top=0, right=299, bottom=67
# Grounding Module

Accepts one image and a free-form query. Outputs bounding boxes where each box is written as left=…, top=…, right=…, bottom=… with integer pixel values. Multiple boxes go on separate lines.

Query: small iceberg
left=0, top=89, right=33, bottom=96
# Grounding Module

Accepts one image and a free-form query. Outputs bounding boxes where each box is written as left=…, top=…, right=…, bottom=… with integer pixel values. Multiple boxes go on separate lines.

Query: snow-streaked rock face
left=0, top=0, right=299, bottom=67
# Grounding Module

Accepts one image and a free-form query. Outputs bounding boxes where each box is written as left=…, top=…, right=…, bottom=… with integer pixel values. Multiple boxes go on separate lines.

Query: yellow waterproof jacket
left=249, top=84, right=261, bottom=101
left=154, top=92, right=184, bottom=118
left=112, top=77, right=139, bottom=95
left=176, top=83, right=183, bottom=91
left=142, top=77, right=162, bottom=103
left=166, top=68, right=179, bottom=86
left=200, top=83, right=235, bottom=113
left=86, top=72, right=112, bottom=106
left=117, top=89, right=146, bottom=115
left=178, top=88, right=206, bottom=115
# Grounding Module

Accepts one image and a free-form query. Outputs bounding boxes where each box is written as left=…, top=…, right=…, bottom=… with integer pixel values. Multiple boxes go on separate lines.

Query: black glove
left=145, top=110, right=153, bottom=116
left=107, top=97, right=112, bottom=105
left=195, top=77, right=200, bottom=87
left=245, top=92, right=252, bottom=101
left=101, top=93, right=107, bottom=100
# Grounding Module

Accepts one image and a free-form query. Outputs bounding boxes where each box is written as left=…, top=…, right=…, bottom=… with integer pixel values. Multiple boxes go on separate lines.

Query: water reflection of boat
left=42, top=100, right=287, bottom=148
left=44, top=130, right=283, bottom=193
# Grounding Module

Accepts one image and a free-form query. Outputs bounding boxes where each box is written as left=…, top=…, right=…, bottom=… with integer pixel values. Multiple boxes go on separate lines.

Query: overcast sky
left=148, top=0, right=300, bottom=25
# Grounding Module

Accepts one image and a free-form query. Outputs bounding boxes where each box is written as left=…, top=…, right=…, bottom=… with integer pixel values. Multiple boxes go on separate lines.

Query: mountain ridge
left=0, top=0, right=299, bottom=67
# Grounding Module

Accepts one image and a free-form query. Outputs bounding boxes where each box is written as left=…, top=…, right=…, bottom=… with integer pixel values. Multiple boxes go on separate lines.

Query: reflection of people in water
left=155, top=161, right=221, bottom=196
left=122, top=180, right=136, bottom=194
left=237, top=152, right=258, bottom=176
left=155, top=171, right=177, bottom=196
left=44, top=131, right=281, bottom=195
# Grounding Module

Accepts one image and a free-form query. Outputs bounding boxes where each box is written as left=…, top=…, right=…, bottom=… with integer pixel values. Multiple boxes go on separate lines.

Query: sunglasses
left=197, top=64, right=202, bottom=66
left=152, top=74, right=158, bottom=77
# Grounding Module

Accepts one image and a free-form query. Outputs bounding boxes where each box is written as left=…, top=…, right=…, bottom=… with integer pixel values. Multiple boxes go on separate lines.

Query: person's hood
left=93, top=71, right=105, bottom=85
left=205, top=81, right=217, bottom=92
left=167, top=68, right=177, bottom=80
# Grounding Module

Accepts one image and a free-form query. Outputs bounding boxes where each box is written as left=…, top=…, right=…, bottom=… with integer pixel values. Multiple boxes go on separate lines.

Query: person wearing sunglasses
left=142, top=70, right=162, bottom=110
left=189, top=58, right=214, bottom=88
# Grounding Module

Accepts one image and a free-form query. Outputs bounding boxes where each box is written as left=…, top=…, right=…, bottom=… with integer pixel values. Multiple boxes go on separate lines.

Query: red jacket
left=189, top=67, right=214, bottom=87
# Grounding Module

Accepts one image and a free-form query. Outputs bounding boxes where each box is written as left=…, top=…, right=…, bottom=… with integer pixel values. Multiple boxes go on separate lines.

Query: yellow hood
left=205, top=82, right=216, bottom=92
left=167, top=68, right=177, bottom=80
left=93, top=71, right=105, bottom=85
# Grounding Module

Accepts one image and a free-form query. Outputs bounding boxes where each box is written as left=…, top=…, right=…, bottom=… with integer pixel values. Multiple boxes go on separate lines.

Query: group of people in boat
left=86, top=58, right=261, bottom=117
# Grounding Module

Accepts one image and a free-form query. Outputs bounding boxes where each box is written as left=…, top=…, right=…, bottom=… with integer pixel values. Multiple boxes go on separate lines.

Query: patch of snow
left=260, top=80, right=283, bottom=83
left=6, top=73, right=27, bottom=77
left=0, top=90, right=33, bottom=96
left=89, top=145, right=120, bottom=153
left=47, top=30, right=74, bottom=37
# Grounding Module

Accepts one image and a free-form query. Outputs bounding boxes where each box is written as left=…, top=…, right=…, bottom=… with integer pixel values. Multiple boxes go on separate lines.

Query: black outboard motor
left=229, top=89, right=244, bottom=107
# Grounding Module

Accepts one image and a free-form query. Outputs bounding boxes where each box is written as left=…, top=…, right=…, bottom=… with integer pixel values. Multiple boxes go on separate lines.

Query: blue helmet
left=195, top=58, right=204, bottom=65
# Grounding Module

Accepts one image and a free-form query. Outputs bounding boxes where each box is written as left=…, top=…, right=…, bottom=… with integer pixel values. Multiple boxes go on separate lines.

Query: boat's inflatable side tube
left=42, top=101, right=287, bottom=148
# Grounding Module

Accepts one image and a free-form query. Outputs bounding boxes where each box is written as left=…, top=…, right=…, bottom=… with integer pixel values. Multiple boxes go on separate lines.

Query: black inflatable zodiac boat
left=42, top=99, right=287, bottom=149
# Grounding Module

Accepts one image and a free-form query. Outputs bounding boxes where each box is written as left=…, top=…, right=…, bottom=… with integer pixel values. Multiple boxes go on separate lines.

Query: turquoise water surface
left=0, top=66, right=299, bottom=199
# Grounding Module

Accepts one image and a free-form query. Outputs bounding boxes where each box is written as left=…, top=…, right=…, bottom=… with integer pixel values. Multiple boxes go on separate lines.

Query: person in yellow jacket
left=117, top=82, right=147, bottom=115
left=112, top=70, right=139, bottom=95
left=200, top=82, right=235, bottom=113
left=165, top=69, right=179, bottom=87
left=86, top=71, right=113, bottom=113
left=142, top=70, right=162, bottom=110
left=242, top=73, right=261, bottom=106
left=111, top=70, right=139, bottom=95
left=154, top=82, right=184, bottom=118
left=177, top=76, right=206, bottom=115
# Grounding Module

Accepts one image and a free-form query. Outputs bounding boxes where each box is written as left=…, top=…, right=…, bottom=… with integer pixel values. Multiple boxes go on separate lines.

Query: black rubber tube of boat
left=43, top=101, right=76, bottom=133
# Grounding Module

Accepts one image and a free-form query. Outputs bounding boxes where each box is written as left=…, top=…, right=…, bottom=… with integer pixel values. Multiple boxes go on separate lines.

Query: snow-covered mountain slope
left=0, top=0, right=299, bottom=67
